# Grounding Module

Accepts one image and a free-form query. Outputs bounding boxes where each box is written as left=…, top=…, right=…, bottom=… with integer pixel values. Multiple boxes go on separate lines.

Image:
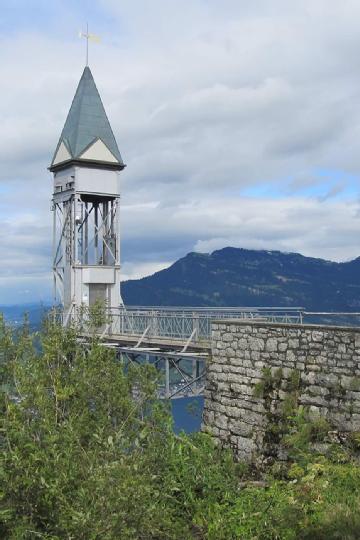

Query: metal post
left=52, top=202, right=57, bottom=302
left=165, top=358, right=170, bottom=398
left=79, top=200, right=83, bottom=263
left=103, top=201, right=108, bottom=263
left=71, top=197, right=76, bottom=305
left=94, top=203, right=98, bottom=264
left=115, top=178, right=120, bottom=265
left=192, top=358, right=197, bottom=382
left=84, top=202, right=88, bottom=265
left=74, top=197, right=79, bottom=264
left=192, top=312, right=199, bottom=343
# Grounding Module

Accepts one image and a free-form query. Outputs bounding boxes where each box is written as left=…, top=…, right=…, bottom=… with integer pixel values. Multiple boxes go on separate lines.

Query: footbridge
left=72, top=306, right=304, bottom=399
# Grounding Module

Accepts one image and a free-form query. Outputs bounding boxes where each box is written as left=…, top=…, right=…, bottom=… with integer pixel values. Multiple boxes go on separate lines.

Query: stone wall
left=202, top=320, right=360, bottom=462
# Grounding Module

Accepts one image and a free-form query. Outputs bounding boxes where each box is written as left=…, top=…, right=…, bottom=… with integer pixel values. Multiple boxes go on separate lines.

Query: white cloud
left=122, top=195, right=360, bottom=263
left=120, top=261, right=171, bottom=282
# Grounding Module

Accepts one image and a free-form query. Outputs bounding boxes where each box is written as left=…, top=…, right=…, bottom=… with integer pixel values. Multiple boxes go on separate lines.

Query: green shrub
left=288, top=369, right=301, bottom=392
left=1, top=314, right=360, bottom=539
left=348, top=432, right=360, bottom=451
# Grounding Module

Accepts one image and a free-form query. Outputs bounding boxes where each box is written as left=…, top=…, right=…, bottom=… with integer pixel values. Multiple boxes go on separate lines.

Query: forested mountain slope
left=122, top=247, right=360, bottom=310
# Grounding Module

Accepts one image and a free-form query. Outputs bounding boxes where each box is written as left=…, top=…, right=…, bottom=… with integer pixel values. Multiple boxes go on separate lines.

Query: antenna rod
left=86, top=22, right=89, bottom=66
left=80, top=25, right=100, bottom=66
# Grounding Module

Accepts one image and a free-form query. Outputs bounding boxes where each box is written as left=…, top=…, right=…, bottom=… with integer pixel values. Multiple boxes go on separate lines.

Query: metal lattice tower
left=50, top=66, right=125, bottom=318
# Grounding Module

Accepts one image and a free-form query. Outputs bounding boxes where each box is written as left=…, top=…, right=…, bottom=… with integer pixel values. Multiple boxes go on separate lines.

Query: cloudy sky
left=1, top=0, right=360, bottom=304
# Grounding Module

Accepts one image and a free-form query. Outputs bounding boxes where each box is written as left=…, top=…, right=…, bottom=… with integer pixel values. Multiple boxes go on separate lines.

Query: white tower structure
left=50, top=67, right=125, bottom=317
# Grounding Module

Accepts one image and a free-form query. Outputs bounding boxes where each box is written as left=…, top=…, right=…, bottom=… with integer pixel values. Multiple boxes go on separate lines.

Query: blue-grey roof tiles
left=52, top=66, right=123, bottom=165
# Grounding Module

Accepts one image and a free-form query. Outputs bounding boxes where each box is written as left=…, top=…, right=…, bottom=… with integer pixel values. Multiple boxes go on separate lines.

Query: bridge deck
left=69, top=306, right=360, bottom=399
left=101, top=333, right=210, bottom=354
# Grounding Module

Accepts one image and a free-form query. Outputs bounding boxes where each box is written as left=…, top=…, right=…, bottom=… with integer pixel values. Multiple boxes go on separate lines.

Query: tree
left=0, top=311, right=190, bottom=539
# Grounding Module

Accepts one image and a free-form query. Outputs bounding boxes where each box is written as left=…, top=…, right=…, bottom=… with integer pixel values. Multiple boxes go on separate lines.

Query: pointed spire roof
left=50, top=66, right=124, bottom=170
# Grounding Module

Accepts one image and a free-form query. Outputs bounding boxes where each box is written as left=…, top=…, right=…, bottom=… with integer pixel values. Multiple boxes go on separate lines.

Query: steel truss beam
left=99, top=341, right=207, bottom=399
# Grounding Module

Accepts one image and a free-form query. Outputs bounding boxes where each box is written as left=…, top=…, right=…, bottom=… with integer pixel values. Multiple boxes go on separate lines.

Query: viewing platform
left=63, top=305, right=360, bottom=398
left=67, top=306, right=304, bottom=399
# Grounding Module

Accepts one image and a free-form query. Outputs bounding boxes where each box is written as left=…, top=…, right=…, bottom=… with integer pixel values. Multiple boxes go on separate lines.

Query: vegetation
left=1, top=312, right=360, bottom=539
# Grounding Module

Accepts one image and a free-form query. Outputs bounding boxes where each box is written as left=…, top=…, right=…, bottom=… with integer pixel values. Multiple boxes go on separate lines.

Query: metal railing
left=59, top=304, right=360, bottom=345
left=106, top=306, right=304, bottom=343
left=301, top=311, right=360, bottom=327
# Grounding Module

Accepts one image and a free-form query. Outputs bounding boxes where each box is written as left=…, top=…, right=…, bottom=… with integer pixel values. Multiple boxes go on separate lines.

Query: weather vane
left=79, top=23, right=101, bottom=66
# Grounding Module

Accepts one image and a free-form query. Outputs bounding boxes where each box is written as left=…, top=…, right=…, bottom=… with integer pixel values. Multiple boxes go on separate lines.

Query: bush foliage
left=1, top=312, right=360, bottom=539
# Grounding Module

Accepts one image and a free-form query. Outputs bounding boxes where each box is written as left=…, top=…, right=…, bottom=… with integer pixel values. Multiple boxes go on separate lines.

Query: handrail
left=116, top=305, right=304, bottom=313
left=303, top=311, right=360, bottom=316
left=55, top=306, right=360, bottom=344
left=104, top=306, right=304, bottom=343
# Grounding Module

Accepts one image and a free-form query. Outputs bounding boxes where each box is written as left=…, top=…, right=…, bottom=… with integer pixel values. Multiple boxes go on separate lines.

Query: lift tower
left=50, top=66, right=125, bottom=318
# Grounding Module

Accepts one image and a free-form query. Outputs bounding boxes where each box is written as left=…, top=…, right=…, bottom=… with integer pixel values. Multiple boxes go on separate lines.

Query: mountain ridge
left=121, top=247, right=360, bottom=310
